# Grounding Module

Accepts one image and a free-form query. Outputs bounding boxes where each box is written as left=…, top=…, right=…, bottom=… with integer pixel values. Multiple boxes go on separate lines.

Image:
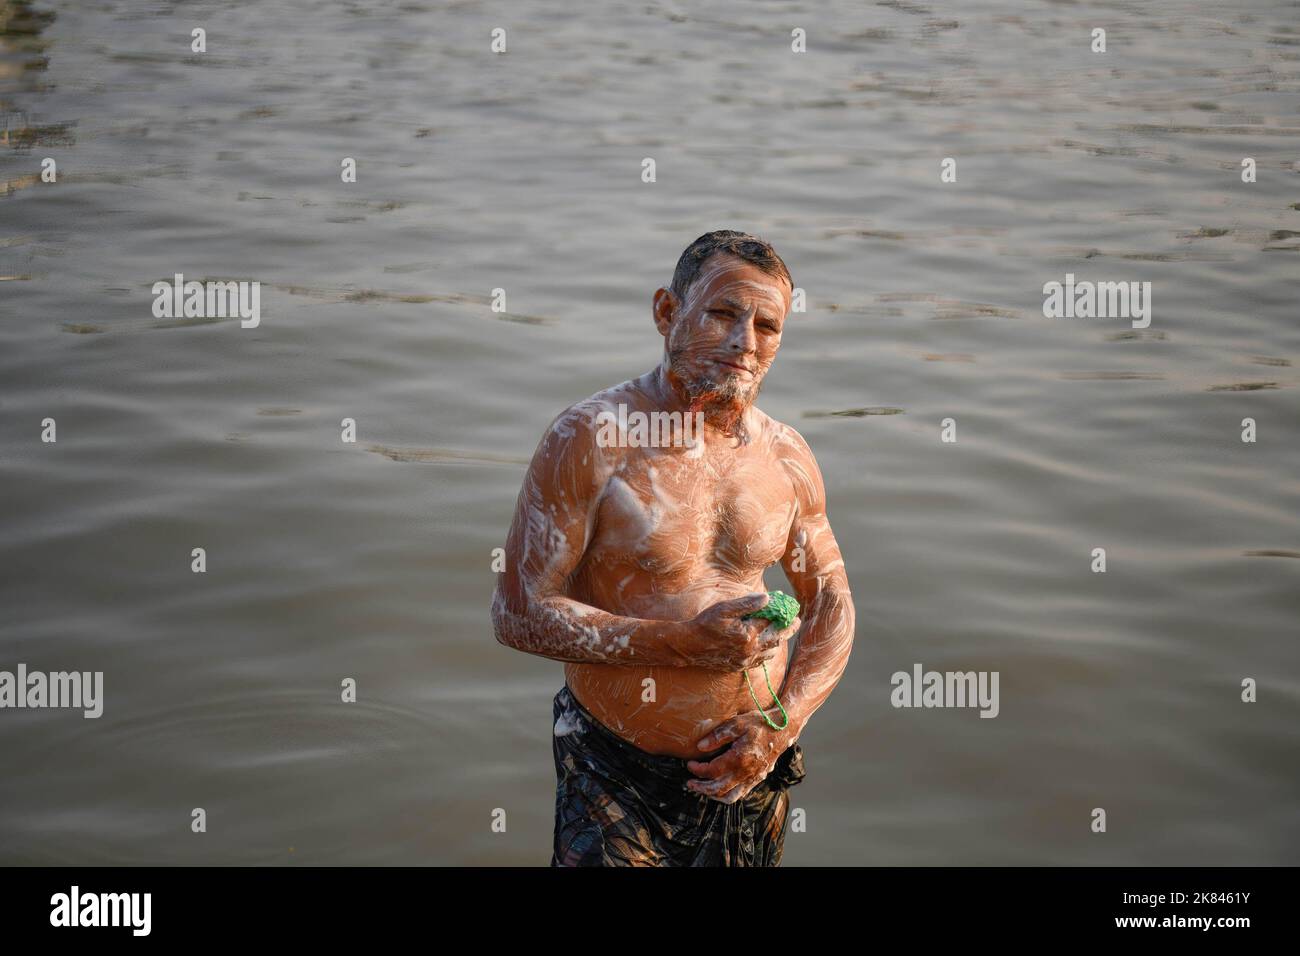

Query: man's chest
left=588, top=451, right=797, bottom=576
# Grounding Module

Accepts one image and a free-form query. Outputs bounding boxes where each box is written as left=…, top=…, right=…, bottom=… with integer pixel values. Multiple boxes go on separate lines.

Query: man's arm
left=773, top=425, right=856, bottom=735
left=491, top=402, right=685, bottom=665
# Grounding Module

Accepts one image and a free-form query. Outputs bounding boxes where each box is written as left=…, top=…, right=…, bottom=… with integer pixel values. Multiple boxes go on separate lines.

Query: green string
left=743, top=662, right=790, bottom=730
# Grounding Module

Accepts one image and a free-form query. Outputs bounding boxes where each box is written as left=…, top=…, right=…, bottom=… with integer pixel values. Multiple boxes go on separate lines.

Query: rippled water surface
left=1, top=0, right=1297, bottom=864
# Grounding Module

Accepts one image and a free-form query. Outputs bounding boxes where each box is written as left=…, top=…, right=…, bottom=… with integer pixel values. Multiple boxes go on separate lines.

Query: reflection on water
left=1, top=0, right=1297, bottom=865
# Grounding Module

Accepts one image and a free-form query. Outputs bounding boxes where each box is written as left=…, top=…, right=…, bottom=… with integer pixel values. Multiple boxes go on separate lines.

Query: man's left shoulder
left=753, top=410, right=826, bottom=507
left=754, top=407, right=817, bottom=461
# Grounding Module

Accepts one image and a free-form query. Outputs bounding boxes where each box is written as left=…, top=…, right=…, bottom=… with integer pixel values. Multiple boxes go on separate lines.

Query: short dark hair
left=669, top=230, right=792, bottom=302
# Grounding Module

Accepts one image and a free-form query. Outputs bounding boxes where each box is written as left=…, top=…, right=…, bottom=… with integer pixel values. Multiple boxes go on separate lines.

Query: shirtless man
left=491, top=230, right=856, bottom=866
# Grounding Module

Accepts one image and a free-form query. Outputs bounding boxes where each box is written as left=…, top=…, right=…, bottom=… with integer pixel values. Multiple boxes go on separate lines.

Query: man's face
left=657, top=253, right=791, bottom=413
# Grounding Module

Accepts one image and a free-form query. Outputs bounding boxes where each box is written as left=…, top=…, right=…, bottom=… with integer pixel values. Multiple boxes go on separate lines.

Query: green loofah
left=744, top=590, right=800, bottom=629
left=741, top=591, right=799, bottom=731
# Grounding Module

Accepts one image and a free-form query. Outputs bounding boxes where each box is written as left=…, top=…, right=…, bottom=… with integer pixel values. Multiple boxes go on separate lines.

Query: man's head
left=653, top=231, right=793, bottom=432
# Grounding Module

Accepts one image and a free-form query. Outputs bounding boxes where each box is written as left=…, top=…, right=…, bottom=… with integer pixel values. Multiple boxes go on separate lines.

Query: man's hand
left=683, top=592, right=801, bottom=671
left=684, top=709, right=800, bottom=803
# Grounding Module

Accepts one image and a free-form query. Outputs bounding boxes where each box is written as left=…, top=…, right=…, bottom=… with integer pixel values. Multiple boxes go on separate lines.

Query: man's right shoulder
left=533, top=379, right=638, bottom=466
left=543, top=379, right=639, bottom=439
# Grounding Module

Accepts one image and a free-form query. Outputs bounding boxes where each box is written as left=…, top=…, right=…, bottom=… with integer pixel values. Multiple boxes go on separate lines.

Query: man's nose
left=726, top=315, right=757, bottom=353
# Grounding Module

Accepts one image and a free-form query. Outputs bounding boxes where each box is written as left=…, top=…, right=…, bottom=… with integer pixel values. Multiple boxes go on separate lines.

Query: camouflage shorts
left=550, top=684, right=806, bottom=867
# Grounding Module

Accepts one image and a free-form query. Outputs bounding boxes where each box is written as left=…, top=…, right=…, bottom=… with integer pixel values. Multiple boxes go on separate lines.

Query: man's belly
left=564, top=654, right=789, bottom=759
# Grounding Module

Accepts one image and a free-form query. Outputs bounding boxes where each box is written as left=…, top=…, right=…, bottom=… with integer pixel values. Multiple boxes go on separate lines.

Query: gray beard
left=666, top=352, right=759, bottom=443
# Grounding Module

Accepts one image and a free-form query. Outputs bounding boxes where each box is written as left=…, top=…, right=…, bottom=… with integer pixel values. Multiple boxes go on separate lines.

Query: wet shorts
left=550, top=683, right=806, bottom=867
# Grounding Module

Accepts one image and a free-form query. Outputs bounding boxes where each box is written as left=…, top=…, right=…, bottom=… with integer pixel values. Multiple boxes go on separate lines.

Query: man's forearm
left=777, top=584, right=855, bottom=733
left=491, top=587, right=691, bottom=666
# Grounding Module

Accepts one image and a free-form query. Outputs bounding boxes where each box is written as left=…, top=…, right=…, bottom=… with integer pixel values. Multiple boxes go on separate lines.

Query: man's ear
left=652, top=287, right=677, bottom=337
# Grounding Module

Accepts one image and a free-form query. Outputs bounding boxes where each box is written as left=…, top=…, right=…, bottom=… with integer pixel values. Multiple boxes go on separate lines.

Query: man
left=491, top=230, right=856, bottom=866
